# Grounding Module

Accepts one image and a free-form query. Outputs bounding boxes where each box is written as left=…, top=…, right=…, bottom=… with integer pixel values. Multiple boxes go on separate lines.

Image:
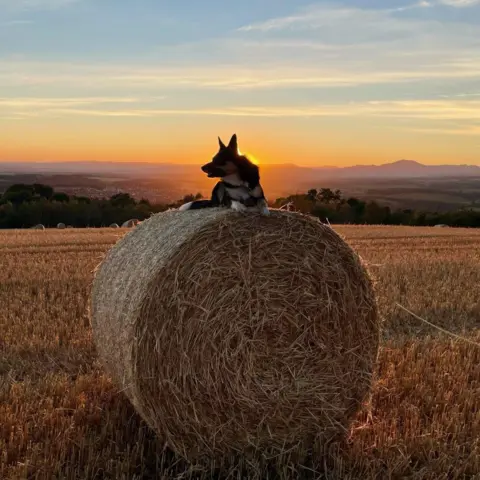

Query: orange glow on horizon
left=1, top=117, right=479, bottom=167
left=1, top=144, right=476, bottom=168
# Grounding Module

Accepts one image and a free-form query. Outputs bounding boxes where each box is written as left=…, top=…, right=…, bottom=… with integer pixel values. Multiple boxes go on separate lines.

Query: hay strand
left=396, top=303, right=480, bottom=348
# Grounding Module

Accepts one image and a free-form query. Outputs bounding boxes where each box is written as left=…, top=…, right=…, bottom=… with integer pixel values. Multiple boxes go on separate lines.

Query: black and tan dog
left=179, top=134, right=269, bottom=215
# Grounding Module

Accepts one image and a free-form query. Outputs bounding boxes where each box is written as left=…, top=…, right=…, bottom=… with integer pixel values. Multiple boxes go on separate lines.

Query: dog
left=179, top=134, right=270, bottom=215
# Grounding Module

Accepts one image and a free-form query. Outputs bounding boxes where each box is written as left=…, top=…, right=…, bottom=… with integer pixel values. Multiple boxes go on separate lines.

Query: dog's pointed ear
left=218, top=137, right=226, bottom=150
left=228, top=134, right=238, bottom=152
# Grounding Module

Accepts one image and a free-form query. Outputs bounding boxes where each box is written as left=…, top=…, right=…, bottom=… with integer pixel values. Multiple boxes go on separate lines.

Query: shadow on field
left=48, top=389, right=348, bottom=479
left=30, top=380, right=363, bottom=480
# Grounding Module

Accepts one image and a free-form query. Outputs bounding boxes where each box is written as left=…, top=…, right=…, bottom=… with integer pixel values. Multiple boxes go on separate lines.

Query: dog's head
left=201, top=134, right=260, bottom=189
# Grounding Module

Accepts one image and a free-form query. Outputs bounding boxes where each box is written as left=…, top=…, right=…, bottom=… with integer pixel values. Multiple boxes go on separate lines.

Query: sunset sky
left=1, top=0, right=480, bottom=166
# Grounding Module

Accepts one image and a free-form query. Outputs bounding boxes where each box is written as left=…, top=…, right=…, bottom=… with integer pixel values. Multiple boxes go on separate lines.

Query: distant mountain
left=338, top=160, right=480, bottom=178
left=0, top=161, right=197, bottom=176
left=1, top=159, right=479, bottom=180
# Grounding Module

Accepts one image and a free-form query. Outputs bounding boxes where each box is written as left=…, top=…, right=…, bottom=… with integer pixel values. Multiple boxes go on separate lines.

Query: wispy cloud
left=238, top=2, right=479, bottom=35
left=233, top=3, right=479, bottom=78
left=1, top=3, right=479, bottom=94
left=0, top=0, right=79, bottom=11
left=3, top=98, right=479, bottom=124
left=0, top=97, right=140, bottom=108
left=1, top=60, right=480, bottom=91
left=405, top=125, right=480, bottom=135
left=1, top=20, right=34, bottom=26
left=237, top=4, right=423, bottom=32
left=439, top=0, right=480, bottom=6
left=439, top=92, right=480, bottom=98
left=2, top=2, right=480, bottom=146
left=411, top=0, right=480, bottom=7
left=237, top=0, right=478, bottom=31
left=362, top=100, right=480, bottom=121
left=394, top=1, right=433, bottom=12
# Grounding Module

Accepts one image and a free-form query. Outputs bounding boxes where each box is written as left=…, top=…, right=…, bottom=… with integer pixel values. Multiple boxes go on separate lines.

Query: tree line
left=0, top=184, right=163, bottom=228
left=273, top=188, right=480, bottom=227
left=1, top=183, right=479, bottom=228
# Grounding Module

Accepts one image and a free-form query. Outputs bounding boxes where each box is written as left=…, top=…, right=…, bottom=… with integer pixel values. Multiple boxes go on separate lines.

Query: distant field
left=1, top=226, right=479, bottom=479
left=363, top=192, right=472, bottom=211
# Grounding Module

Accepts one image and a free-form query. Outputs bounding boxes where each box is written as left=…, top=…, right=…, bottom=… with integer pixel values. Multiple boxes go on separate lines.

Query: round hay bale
left=109, top=223, right=119, bottom=229
left=121, top=219, right=139, bottom=228
left=91, top=209, right=379, bottom=462
left=31, top=224, right=45, bottom=230
left=57, top=222, right=66, bottom=229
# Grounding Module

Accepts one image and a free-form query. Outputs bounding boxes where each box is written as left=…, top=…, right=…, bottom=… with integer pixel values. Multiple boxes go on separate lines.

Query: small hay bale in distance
left=121, top=218, right=139, bottom=228
left=91, top=209, right=379, bottom=462
left=109, top=223, right=119, bottom=228
left=57, top=222, right=66, bottom=229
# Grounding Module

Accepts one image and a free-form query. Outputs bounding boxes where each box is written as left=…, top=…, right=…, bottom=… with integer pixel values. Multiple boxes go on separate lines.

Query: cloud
left=1, top=20, right=34, bottom=26
left=439, top=0, right=480, bottom=6
left=1, top=1, right=479, bottom=139
left=404, top=0, right=480, bottom=7
left=1, top=3, right=478, bottom=95
left=439, top=92, right=480, bottom=98
left=1, top=59, right=480, bottom=91
left=404, top=125, right=480, bottom=135
left=0, top=97, right=140, bottom=108
left=232, top=3, right=479, bottom=78
left=3, top=97, right=479, bottom=123
left=237, top=0, right=478, bottom=30
left=1, top=0, right=479, bottom=97
left=237, top=4, right=426, bottom=33
left=237, top=2, right=479, bottom=40
left=362, top=100, right=480, bottom=121
left=2, top=94, right=478, bottom=138
left=234, top=0, right=479, bottom=66
left=0, top=0, right=79, bottom=11
left=394, top=1, right=433, bottom=11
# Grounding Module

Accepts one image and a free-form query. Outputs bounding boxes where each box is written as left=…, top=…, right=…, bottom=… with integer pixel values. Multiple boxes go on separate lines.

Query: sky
left=1, top=0, right=480, bottom=166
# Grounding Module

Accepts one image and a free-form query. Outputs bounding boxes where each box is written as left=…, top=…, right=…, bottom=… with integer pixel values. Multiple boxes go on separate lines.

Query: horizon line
left=1, top=159, right=480, bottom=169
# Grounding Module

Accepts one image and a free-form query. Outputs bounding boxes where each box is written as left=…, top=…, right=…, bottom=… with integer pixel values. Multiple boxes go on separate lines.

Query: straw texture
left=91, top=209, right=379, bottom=462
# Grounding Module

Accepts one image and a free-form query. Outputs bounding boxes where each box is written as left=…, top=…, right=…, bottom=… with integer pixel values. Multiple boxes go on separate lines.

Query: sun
left=244, top=152, right=260, bottom=165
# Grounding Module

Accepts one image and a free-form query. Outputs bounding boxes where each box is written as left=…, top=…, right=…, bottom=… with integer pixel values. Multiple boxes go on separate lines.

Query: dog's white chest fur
left=225, top=186, right=252, bottom=202
left=222, top=175, right=269, bottom=215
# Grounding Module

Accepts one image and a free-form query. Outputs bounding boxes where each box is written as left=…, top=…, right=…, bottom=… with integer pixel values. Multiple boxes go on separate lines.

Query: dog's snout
left=201, top=162, right=225, bottom=178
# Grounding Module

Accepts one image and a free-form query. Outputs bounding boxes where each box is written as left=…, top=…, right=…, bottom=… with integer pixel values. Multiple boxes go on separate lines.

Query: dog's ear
left=235, top=156, right=260, bottom=190
left=227, top=134, right=238, bottom=153
left=218, top=137, right=226, bottom=150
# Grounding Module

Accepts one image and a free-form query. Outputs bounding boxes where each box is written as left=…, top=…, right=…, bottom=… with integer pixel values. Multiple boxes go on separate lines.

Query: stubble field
left=1, top=225, right=479, bottom=479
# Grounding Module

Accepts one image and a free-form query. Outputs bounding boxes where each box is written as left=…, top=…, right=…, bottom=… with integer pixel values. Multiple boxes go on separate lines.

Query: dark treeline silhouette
left=0, top=184, right=166, bottom=228
left=273, top=188, right=480, bottom=227
left=1, top=184, right=479, bottom=228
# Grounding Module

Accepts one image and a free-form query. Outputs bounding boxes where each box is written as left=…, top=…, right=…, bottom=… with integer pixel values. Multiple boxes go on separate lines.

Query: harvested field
left=1, top=225, right=479, bottom=479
